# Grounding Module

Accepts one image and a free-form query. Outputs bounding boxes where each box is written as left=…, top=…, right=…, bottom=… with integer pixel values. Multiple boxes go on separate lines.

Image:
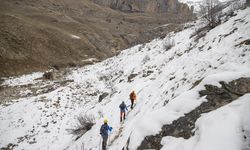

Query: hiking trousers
left=130, top=99, right=135, bottom=109
left=120, top=111, right=126, bottom=122
left=102, top=136, right=108, bottom=150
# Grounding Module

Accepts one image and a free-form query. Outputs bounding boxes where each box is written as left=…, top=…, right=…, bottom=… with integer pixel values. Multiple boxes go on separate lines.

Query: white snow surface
left=178, top=0, right=233, bottom=12
left=161, top=94, right=250, bottom=150
left=0, top=7, right=250, bottom=150
left=178, top=0, right=203, bottom=11
left=70, top=34, right=81, bottom=39
left=1, top=72, right=43, bottom=87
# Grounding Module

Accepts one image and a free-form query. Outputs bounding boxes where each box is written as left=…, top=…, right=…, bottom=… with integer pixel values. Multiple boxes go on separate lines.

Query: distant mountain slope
left=0, top=0, right=194, bottom=77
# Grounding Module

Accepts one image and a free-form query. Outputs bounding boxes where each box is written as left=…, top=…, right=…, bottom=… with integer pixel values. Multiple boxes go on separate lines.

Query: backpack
left=100, top=124, right=108, bottom=136
left=120, top=103, right=126, bottom=110
left=130, top=92, right=136, bottom=100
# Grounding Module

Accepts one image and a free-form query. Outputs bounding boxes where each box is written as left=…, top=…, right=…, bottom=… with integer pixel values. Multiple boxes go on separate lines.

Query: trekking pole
left=81, top=143, right=84, bottom=150
left=108, top=129, right=112, bottom=146
left=108, top=135, right=110, bottom=146
left=99, top=136, right=102, bottom=150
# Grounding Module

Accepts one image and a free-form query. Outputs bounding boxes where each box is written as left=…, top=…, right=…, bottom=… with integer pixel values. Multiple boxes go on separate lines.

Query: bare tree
left=67, top=115, right=95, bottom=140
left=200, top=0, right=222, bottom=28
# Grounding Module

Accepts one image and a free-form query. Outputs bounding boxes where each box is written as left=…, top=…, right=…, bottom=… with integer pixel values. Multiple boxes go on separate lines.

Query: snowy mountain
left=0, top=5, right=250, bottom=150
left=178, top=0, right=203, bottom=11
left=178, top=0, right=240, bottom=12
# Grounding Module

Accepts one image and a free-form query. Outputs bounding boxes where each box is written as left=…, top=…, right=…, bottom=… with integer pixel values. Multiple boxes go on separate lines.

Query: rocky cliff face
left=92, top=0, right=193, bottom=14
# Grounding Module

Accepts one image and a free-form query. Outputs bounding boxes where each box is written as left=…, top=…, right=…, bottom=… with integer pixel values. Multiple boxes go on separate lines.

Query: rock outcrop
left=93, top=0, right=193, bottom=15
left=247, top=0, right=250, bottom=6
left=138, top=77, right=250, bottom=149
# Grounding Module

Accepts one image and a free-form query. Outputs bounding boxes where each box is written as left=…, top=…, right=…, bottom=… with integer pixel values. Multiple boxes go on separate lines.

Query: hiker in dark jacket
left=119, top=101, right=128, bottom=122
left=100, top=119, right=112, bottom=150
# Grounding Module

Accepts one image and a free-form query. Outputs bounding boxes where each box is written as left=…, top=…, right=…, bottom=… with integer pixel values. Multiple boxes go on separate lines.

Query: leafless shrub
left=68, top=62, right=77, bottom=67
left=190, top=25, right=211, bottom=42
left=51, top=65, right=60, bottom=70
left=67, top=115, right=95, bottom=140
left=163, top=36, right=175, bottom=51
left=43, top=71, right=53, bottom=80
left=199, top=0, right=222, bottom=28
left=142, top=55, right=150, bottom=64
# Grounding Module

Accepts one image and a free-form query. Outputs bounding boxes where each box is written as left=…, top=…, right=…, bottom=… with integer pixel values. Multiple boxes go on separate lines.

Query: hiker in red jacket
left=129, top=90, right=137, bottom=109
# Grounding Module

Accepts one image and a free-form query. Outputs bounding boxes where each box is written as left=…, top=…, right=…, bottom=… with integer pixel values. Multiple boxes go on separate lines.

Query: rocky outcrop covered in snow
left=138, top=77, right=250, bottom=149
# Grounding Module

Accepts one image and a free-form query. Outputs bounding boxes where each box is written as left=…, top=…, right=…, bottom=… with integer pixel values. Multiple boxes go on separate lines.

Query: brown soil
left=0, top=0, right=194, bottom=77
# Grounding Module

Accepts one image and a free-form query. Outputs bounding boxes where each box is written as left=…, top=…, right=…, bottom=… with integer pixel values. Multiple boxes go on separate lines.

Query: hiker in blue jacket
left=119, top=101, right=128, bottom=122
left=100, top=119, right=112, bottom=150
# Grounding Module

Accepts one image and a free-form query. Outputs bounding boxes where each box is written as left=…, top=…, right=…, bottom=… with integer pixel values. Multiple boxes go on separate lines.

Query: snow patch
left=70, top=34, right=81, bottom=39
left=1, top=72, right=43, bottom=87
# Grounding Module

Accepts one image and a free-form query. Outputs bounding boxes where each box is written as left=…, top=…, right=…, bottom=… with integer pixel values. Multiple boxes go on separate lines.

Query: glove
left=109, top=127, right=113, bottom=131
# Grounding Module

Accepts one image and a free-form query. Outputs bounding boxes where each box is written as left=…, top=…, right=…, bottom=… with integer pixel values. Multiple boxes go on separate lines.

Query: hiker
left=119, top=101, right=128, bottom=122
left=100, top=119, right=112, bottom=150
left=129, top=90, right=137, bottom=109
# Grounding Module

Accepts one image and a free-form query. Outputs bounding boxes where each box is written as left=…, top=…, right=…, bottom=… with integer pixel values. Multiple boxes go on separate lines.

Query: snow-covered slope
left=161, top=94, right=250, bottom=150
left=0, top=6, right=250, bottom=150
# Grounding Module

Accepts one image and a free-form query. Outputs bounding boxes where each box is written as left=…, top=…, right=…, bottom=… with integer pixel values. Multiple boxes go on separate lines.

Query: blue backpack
left=100, top=124, right=112, bottom=137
